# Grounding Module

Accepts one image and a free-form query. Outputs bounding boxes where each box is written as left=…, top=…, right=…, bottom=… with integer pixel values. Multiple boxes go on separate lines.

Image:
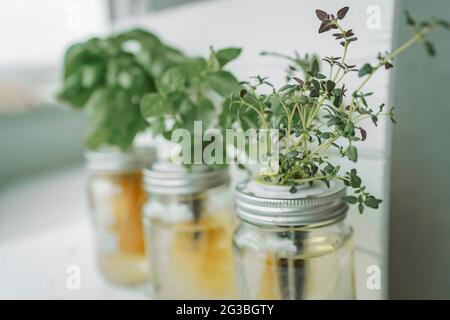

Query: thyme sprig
left=227, top=7, right=448, bottom=213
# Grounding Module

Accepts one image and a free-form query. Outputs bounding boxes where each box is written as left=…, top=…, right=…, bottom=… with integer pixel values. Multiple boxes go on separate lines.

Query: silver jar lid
left=235, top=179, right=348, bottom=227
left=85, top=146, right=156, bottom=172
left=144, top=162, right=230, bottom=195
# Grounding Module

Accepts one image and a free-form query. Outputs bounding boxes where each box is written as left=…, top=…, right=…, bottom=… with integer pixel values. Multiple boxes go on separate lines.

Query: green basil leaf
left=140, top=93, right=167, bottom=118
left=157, top=67, right=187, bottom=93
left=215, top=47, right=242, bottom=67
left=208, top=70, right=240, bottom=97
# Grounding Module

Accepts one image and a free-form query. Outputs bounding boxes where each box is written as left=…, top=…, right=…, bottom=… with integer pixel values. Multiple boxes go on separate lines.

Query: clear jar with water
left=233, top=180, right=355, bottom=299
left=143, top=163, right=236, bottom=299
left=86, top=147, right=155, bottom=285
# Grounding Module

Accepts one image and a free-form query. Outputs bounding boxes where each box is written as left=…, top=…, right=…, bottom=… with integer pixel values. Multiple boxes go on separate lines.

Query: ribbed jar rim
left=235, top=179, right=348, bottom=227
left=85, top=146, right=156, bottom=172
left=144, top=161, right=230, bottom=195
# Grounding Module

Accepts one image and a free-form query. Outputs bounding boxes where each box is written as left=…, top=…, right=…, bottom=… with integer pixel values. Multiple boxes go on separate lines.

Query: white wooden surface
left=0, top=164, right=382, bottom=299
left=0, top=166, right=147, bottom=299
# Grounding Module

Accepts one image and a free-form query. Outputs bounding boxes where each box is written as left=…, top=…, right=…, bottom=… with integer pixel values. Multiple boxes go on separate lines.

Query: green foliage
left=140, top=46, right=242, bottom=165
left=358, top=63, right=373, bottom=77
left=214, top=48, right=242, bottom=67
left=84, top=88, right=148, bottom=149
left=57, top=28, right=186, bottom=150
left=226, top=7, right=448, bottom=213
left=346, top=145, right=358, bottom=162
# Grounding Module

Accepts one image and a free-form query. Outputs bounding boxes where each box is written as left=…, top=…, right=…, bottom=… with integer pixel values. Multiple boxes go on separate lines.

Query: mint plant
left=227, top=8, right=448, bottom=213
left=140, top=47, right=242, bottom=242
left=140, top=47, right=242, bottom=165
left=58, top=29, right=186, bottom=150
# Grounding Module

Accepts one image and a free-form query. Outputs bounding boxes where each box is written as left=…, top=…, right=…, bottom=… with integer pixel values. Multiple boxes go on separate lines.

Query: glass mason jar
left=86, top=147, right=155, bottom=285
left=143, top=162, right=236, bottom=299
left=233, top=180, right=355, bottom=300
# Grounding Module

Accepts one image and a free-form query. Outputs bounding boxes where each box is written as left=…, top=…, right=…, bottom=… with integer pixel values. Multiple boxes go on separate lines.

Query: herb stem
left=355, top=21, right=437, bottom=93
left=332, top=21, right=350, bottom=83
left=232, top=99, right=269, bottom=129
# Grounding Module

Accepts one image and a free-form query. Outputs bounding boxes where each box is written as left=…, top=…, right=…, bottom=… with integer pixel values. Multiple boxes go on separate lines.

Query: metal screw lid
left=144, top=161, right=230, bottom=195
left=235, top=179, right=348, bottom=227
left=85, top=146, right=156, bottom=172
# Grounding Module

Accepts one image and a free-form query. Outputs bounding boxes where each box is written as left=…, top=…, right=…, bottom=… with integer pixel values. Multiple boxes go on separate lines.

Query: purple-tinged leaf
left=315, top=9, right=329, bottom=21
left=384, top=62, right=394, bottom=69
left=359, top=128, right=367, bottom=141
left=293, top=77, right=305, bottom=86
left=337, top=7, right=349, bottom=20
left=319, top=21, right=333, bottom=33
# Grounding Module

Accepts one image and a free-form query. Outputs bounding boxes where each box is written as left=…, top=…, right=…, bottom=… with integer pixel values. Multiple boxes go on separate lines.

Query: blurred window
left=109, top=0, right=207, bottom=22
left=0, top=0, right=212, bottom=114
left=0, top=0, right=108, bottom=113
